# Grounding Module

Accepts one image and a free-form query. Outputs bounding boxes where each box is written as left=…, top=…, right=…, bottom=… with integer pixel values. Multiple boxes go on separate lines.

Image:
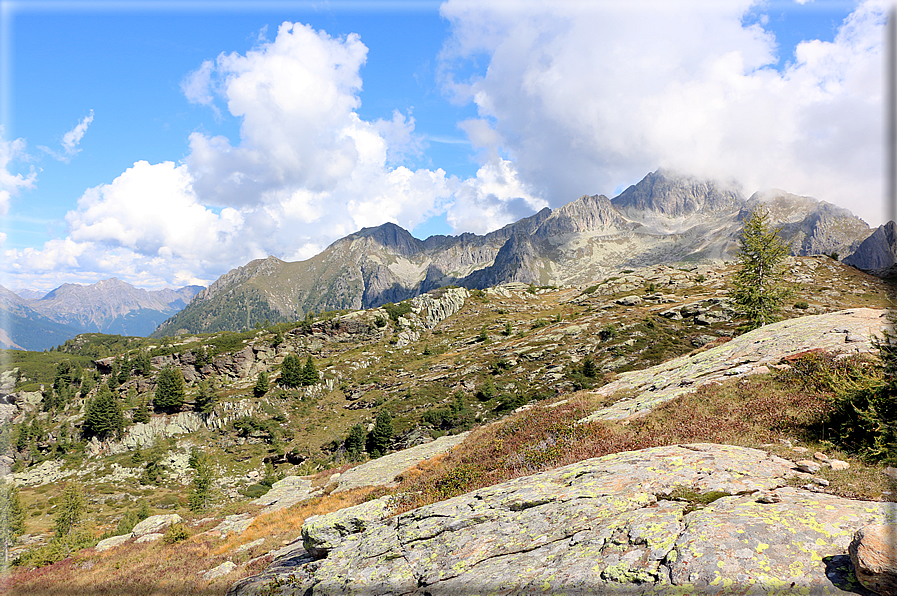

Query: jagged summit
left=613, top=169, right=743, bottom=218
left=153, top=169, right=876, bottom=336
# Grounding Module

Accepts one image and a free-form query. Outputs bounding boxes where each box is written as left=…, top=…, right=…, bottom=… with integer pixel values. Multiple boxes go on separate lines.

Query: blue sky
left=0, top=0, right=886, bottom=292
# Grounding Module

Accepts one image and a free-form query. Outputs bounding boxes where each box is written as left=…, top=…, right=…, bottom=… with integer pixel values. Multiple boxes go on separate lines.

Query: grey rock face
left=131, top=513, right=183, bottom=537
left=613, top=169, right=743, bottom=218
left=229, top=444, right=892, bottom=595
left=302, top=497, right=393, bottom=558
left=844, top=221, right=897, bottom=271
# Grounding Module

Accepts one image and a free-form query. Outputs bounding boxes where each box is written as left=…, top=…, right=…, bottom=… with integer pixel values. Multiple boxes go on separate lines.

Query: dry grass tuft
left=214, top=487, right=376, bottom=556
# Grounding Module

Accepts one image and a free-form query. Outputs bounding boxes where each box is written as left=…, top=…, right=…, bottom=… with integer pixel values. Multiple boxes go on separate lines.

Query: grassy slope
left=1, top=256, right=894, bottom=593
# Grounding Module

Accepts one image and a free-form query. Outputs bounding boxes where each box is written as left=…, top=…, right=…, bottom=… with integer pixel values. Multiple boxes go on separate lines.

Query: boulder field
left=229, top=443, right=895, bottom=595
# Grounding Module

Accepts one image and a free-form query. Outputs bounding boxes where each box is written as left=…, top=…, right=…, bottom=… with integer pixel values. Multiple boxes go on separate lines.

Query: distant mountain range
left=1, top=279, right=202, bottom=351
left=153, top=169, right=881, bottom=337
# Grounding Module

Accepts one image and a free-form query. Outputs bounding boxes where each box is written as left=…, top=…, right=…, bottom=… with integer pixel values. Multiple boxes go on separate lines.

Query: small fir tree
left=731, top=207, right=790, bottom=331
left=54, top=482, right=86, bottom=539
left=134, top=350, right=151, bottom=376
left=366, top=410, right=394, bottom=458
left=194, top=381, right=217, bottom=414
left=280, top=354, right=303, bottom=388
left=132, top=397, right=150, bottom=424
left=345, top=424, right=366, bottom=458
left=476, top=378, right=496, bottom=401
left=83, top=383, right=124, bottom=439
left=154, top=366, right=186, bottom=412
left=300, top=356, right=319, bottom=386
left=0, top=481, right=25, bottom=564
left=117, top=353, right=130, bottom=385
left=254, top=371, right=270, bottom=397
left=188, top=450, right=215, bottom=511
left=582, top=356, right=597, bottom=379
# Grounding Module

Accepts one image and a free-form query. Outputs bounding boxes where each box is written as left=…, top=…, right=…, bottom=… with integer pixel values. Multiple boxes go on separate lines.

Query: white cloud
left=61, top=110, right=94, bottom=156
left=446, top=158, right=548, bottom=234
left=439, top=0, right=889, bottom=227
left=0, top=130, right=37, bottom=217
left=5, top=22, right=494, bottom=290
left=40, top=111, right=95, bottom=163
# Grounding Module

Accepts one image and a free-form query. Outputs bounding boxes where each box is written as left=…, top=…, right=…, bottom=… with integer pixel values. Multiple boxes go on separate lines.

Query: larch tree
left=731, top=207, right=790, bottom=331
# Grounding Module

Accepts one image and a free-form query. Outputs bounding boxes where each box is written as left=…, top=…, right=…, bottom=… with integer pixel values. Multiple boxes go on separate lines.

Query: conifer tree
left=280, top=354, right=302, bottom=388
left=188, top=450, right=215, bottom=511
left=366, top=410, right=393, bottom=458
left=134, top=350, right=151, bottom=376
left=84, top=383, right=124, bottom=439
left=0, top=481, right=25, bottom=564
left=194, top=380, right=217, bottom=414
left=582, top=356, right=597, bottom=379
left=731, top=207, right=790, bottom=331
left=300, top=356, right=319, bottom=386
left=154, top=366, right=186, bottom=412
left=345, top=424, right=366, bottom=458
left=54, top=482, right=86, bottom=539
left=132, top=397, right=150, bottom=424
left=254, top=371, right=270, bottom=397
left=117, top=353, right=131, bottom=385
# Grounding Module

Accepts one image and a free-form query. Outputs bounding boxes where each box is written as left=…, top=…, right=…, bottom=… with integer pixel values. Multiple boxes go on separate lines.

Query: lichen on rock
left=228, top=444, right=893, bottom=595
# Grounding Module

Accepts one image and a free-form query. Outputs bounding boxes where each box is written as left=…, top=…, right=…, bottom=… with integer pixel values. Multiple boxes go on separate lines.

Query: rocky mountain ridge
left=0, top=278, right=202, bottom=350
left=155, top=169, right=877, bottom=336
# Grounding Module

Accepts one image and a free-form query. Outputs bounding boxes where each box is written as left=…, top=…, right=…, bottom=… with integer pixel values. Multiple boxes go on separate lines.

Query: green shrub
left=382, top=302, right=412, bottom=323
left=163, top=523, right=190, bottom=544
left=599, top=324, right=618, bottom=342
left=241, top=483, right=270, bottom=499
left=794, top=301, right=809, bottom=309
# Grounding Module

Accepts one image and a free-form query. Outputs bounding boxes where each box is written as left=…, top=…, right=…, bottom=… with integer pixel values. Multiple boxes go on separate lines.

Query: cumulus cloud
left=439, top=0, right=888, bottom=226
left=8, top=22, right=519, bottom=289
left=0, top=130, right=37, bottom=217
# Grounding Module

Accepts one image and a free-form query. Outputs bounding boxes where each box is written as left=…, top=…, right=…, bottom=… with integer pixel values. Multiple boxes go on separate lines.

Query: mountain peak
left=350, top=222, right=422, bottom=256
left=612, top=169, right=743, bottom=218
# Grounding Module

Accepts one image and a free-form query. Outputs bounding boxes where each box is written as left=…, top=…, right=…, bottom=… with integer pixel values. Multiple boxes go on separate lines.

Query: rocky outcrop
left=96, top=514, right=184, bottom=552
left=845, top=221, right=897, bottom=273
left=229, top=443, right=893, bottom=595
left=581, top=308, right=890, bottom=423
left=850, top=524, right=897, bottom=595
left=393, top=288, right=469, bottom=347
